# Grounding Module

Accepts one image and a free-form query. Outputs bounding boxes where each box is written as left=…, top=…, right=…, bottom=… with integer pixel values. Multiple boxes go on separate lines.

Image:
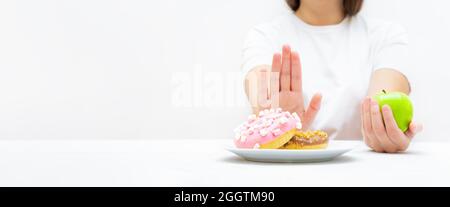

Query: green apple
left=373, top=90, right=413, bottom=132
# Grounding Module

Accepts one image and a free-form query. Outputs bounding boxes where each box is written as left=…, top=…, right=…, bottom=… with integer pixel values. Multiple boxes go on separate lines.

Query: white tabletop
left=0, top=139, right=448, bottom=187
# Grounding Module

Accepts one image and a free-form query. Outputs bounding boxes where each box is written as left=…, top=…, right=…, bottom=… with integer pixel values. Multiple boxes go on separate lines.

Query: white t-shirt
left=241, top=13, right=410, bottom=140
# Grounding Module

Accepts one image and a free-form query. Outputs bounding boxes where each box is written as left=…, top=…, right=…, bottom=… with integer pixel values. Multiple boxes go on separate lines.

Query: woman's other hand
left=360, top=97, right=423, bottom=153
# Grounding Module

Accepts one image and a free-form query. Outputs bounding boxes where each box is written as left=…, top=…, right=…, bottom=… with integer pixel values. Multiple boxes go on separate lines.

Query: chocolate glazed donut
left=280, top=130, right=329, bottom=149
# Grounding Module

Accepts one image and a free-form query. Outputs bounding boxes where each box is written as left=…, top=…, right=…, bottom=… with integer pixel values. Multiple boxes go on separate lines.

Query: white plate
left=227, top=141, right=359, bottom=163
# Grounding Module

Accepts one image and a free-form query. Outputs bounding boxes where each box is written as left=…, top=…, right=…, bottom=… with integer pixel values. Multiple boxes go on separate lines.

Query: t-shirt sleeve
left=241, top=26, right=275, bottom=74
left=372, top=23, right=412, bottom=83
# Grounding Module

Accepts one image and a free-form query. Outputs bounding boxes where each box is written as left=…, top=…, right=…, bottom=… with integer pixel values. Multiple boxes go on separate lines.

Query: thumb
left=405, top=121, right=423, bottom=139
left=301, top=93, right=322, bottom=129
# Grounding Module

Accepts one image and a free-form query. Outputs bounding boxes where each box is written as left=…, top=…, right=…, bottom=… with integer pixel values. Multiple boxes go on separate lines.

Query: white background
left=0, top=0, right=448, bottom=140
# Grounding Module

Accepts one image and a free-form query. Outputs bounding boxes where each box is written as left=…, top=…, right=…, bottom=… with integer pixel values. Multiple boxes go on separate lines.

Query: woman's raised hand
left=256, top=45, right=322, bottom=130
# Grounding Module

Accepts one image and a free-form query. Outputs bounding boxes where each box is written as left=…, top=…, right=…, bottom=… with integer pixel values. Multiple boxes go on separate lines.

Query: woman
left=243, top=0, right=422, bottom=153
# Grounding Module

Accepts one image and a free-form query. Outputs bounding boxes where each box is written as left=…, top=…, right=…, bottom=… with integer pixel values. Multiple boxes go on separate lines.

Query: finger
left=270, top=54, right=281, bottom=107
left=370, top=99, right=397, bottom=153
left=302, top=93, right=322, bottom=129
left=271, top=53, right=282, bottom=73
left=360, top=99, right=374, bottom=150
left=280, top=45, right=291, bottom=91
left=257, top=70, right=270, bottom=108
left=290, top=51, right=302, bottom=92
left=382, top=105, right=410, bottom=151
left=362, top=97, right=383, bottom=152
left=271, top=53, right=281, bottom=92
left=405, top=122, right=423, bottom=139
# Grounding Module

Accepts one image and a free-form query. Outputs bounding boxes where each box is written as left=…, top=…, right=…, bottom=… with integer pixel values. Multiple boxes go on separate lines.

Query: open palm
left=257, top=45, right=322, bottom=130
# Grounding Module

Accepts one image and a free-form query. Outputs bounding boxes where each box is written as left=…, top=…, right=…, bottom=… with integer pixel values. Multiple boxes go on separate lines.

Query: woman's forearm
left=367, top=68, right=411, bottom=96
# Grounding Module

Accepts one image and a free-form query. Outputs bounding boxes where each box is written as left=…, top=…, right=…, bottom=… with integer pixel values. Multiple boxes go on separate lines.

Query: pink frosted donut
left=234, top=108, right=302, bottom=149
